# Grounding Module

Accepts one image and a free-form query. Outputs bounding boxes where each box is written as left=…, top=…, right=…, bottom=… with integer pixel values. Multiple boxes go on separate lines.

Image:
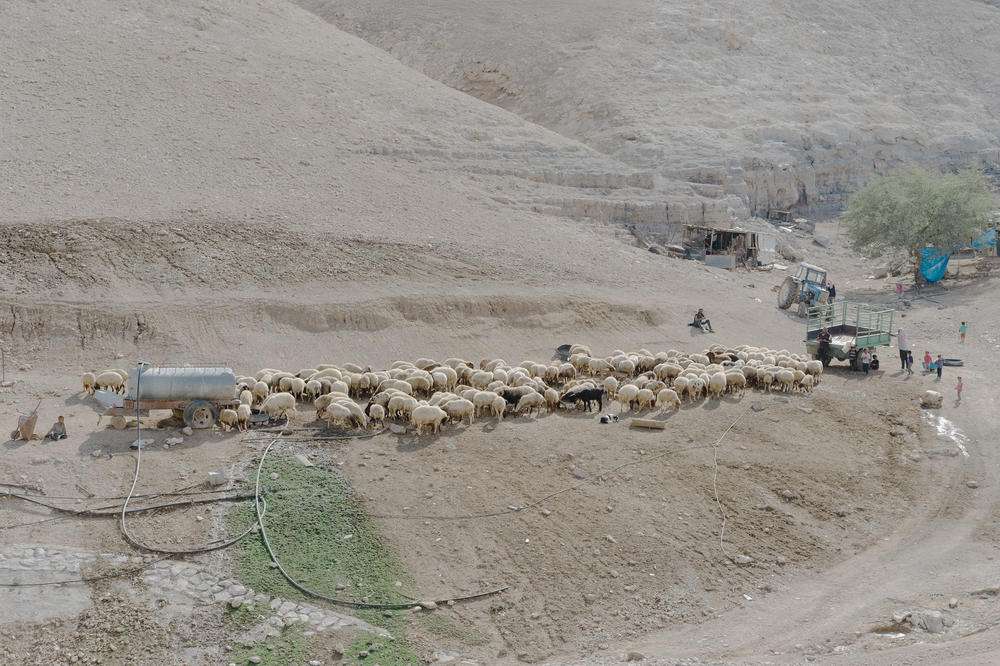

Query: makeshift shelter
left=682, top=225, right=772, bottom=269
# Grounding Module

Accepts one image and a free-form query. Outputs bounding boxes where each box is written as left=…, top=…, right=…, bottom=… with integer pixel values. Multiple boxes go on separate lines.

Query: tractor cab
left=778, top=262, right=829, bottom=315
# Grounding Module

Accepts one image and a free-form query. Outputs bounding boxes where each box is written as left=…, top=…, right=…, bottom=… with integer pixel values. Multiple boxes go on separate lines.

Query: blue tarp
left=970, top=228, right=997, bottom=251
left=920, top=247, right=950, bottom=283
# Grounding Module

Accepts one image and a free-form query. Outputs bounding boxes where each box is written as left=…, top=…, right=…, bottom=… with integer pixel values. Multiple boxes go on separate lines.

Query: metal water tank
left=125, top=367, right=236, bottom=401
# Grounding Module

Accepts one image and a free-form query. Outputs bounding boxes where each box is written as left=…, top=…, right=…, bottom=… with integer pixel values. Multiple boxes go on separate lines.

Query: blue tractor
left=777, top=262, right=829, bottom=316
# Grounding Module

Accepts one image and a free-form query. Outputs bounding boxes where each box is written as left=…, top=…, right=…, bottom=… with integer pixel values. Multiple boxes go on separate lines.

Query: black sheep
left=561, top=387, right=603, bottom=412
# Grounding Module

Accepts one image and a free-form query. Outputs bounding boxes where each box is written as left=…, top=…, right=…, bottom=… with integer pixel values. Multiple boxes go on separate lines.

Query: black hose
left=253, top=439, right=507, bottom=609
left=3, top=491, right=257, bottom=517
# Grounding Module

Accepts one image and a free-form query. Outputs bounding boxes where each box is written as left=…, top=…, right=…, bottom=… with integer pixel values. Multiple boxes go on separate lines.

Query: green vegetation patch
left=226, top=455, right=420, bottom=663
left=227, top=625, right=308, bottom=666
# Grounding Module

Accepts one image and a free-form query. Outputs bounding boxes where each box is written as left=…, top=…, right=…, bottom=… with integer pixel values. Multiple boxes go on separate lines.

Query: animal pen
left=682, top=225, right=771, bottom=269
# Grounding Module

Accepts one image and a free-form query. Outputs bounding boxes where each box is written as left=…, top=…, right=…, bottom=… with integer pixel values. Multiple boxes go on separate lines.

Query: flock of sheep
left=80, top=344, right=823, bottom=435
left=208, top=343, right=822, bottom=434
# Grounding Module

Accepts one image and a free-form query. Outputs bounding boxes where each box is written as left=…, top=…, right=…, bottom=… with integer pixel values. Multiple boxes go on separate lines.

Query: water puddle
left=921, top=412, right=970, bottom=458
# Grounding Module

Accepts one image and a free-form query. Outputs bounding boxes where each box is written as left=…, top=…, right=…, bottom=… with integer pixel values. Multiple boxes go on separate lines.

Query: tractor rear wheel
left=777, top=277, right=797, bottom=309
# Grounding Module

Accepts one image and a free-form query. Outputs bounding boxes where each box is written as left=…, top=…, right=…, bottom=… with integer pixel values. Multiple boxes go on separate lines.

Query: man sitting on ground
left=691, top=308, right=714, bottom=332
left=46, top=416, right=67, bottom=441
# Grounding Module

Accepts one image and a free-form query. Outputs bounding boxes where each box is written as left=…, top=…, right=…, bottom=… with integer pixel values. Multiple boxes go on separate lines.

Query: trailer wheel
left=777, top=277, right=797, bottom=309
left=183, top=400, right=218, bottom=429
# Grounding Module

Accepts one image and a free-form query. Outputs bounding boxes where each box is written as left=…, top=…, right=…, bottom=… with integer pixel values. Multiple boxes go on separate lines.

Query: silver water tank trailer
left=125, top=366, right=236, bottom=401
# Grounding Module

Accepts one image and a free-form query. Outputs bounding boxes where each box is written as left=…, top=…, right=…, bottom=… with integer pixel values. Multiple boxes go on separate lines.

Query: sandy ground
left=2, top=1, right=1000, bottom=665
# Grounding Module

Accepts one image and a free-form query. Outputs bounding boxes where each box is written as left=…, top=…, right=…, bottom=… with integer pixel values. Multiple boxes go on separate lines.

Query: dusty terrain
left=1, top=0, right=999, bottom=665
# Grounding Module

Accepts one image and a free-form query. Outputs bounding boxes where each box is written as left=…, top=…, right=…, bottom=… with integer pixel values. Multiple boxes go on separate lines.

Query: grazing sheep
left=442, top=398, right=475, bottom=425
left=490, top=395, right=507, bottom=421
left=543, top=388, right=560, bottom=411
left=236, top=404, right=252, bottom=431
left=252, top=381, right=269, bottom=404
left=304, top=380, right=321, bottom=402
left=82, top=372, right=97, bottom=395
left=290, top=377, right=306, bottom=400
left=725, top=372, right=747, bottom=396
left=411, top=405, right=448, bottom=435
left=799, top=375, right=814, bottom=393
left=708, top=373, right=727, bottom=400
left=368, top=403, right=386, bottom=426
left=473, top=390, right=498, bottom=417
left=516, top=391, right=546, bottom=417
left=239, top=389, right=253, bottom=406
left=775, top=369, right=795, bottom=393
left=655, top=388, right=681, bottom=411
left=920, top=390, right=943, bottom=408
left=261, top=392, right=296, bottom=423
left=673, top=376, right=690, bottom=402
left=616, top=384, right=640, bottom=412
left=219, top=408, right=239, bottom=432
left=635, top=388, right=656, bottom=411
left=561, top=387, right=603, bottom=412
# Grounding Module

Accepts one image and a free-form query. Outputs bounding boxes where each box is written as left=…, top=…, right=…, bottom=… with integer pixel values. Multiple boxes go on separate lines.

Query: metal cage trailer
left=804, top=302, right=894, bottom=365
left=102, top=366, right=239, bottom=429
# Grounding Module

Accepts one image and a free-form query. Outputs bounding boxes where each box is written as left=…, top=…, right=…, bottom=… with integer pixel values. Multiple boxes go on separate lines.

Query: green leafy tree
left=842, top=165, right=995, bottom=275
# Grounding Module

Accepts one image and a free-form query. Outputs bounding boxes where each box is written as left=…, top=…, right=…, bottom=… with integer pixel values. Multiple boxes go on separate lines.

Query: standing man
left=817, top=327, right=832, bottom=365
left=959, top=322, right=967, bottom=344
left=896, top=328, right=910, bottom=373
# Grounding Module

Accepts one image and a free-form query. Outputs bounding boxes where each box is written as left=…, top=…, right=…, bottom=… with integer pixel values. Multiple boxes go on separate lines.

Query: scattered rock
left=606, top=535, right=618, bottom=544
left=571, top=467, right=589, bottom=480
left=419, top=600, right=438, bottom=610
left=949, top=598, right=958, bottom=609
left=388, top=423, right=407, bottom=435
left=733, top=554, right=753, bottom=566
left=269, top=472, right=279, bottom=480
left=751, top=401, right=765, bottom=412
left=967, top=481, right=979, bottom=489
left=797, top=406, right=814, bottom=414
left=249, top=657, right=261, bottom=664
left=780, top=489, right=796, bottom=500
left=773, top=396, right=789, bottom=403
left=230, top=597, right=243, bottom=609
left=627, top=651, right=646, bottom=661
left=920, top=610, right=944, bottom=634
left=181, top=426, right=194, bottom=436
left=90, top=449, right=103, bottom=458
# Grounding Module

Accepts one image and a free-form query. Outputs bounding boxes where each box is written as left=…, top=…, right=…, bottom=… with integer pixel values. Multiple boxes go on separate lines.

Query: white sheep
left=82, top=372, right=97, bottom=395
left=252, top=381, right=269, bottom=404
left=920, top=390, right=943, bottom=408
left=411, top=405, right=448, bottom=435
left=516, top=391, right=546, bottom=417
left=473, top=390, right=498, bottom=417
left=304, top=380, right=321, bottom=402
left=775, top=369, right=795, bottom=393
left=261, top=392, right=296, bottom=423
left=708, top=373, right=727, bottom=400
left=443, top=398, right=475, bottom=425
left=219, top=408, right=239, bottom=432
left=673, top=376, right=690, bottom=402
left=290, top=377, right=306, bottom=400
left=239, top=389, right=253, bottom=406
left=635, top=388, right=656, bottom=411
left=616, top=384, right=640, bottom=411
left=95, top=370, right=124, bottom=393
left=490, top=395, right=507, bottom=421
left=655, top=388, right=681, bottom=411
left=236, top=404, right=252, bottom=431
left=725, top=372, right=747, bottom=396
left=368, top=404, right=386, bottom=426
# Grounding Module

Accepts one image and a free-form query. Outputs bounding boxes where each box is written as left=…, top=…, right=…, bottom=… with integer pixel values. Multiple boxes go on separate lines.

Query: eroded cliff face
left=295, top=0, right=1000, bottom=219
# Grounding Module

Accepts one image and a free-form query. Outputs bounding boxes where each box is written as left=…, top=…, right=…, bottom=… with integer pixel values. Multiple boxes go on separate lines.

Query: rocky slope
left=296, top=0, right=1000, bottom=218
